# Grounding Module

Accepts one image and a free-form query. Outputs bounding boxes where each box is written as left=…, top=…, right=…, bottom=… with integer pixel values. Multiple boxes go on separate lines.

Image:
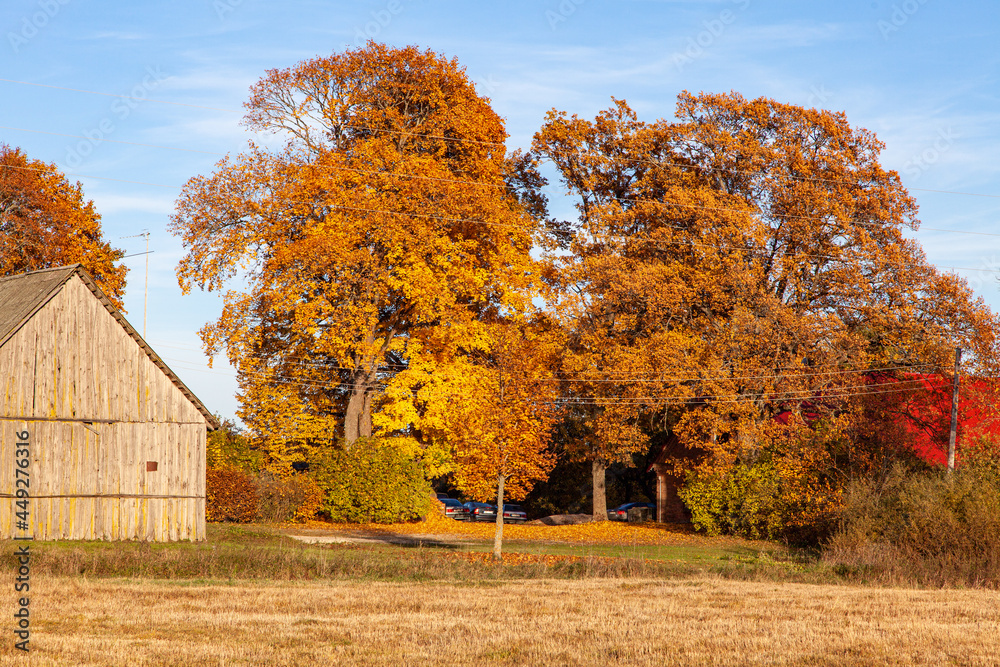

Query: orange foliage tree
left=531, top=93, right=1000, bottom=534
left=169, top=44, right=541, bottom=464
left=0, top=145, right=127, bottom=307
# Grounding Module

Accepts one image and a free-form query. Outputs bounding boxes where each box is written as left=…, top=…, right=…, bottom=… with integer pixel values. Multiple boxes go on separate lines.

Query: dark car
left=501, top=504, right=528, bottom=524
left=607, top=502, right=656, bottom=522
left=436, top=492, right=450, bottom=500
left=464, top=501, right=497, bottom=522
left=439, top=497, right=471, bottom=521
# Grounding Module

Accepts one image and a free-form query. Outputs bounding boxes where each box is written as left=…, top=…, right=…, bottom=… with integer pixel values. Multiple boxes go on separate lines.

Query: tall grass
left=0, top=525, right=825, bottom=584
left=823, top=463, right=1000, bottom=587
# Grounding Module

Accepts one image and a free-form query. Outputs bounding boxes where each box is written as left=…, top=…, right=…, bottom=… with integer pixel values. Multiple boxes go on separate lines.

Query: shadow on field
left=284, top=529, right=468, bottom=550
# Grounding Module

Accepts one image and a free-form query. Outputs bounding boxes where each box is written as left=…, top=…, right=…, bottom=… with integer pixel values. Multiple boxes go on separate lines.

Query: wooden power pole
left=948, top=347, right=962, bottom=473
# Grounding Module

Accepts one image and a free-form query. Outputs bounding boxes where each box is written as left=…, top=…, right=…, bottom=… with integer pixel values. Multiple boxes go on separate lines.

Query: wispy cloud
left=91, top=192, right=176, bottom=215
left=86, top=31, right=148, bottom=41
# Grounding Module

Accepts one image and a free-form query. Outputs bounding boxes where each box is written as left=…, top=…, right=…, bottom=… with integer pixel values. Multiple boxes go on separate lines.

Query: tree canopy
left=0, top=145, right=127, bottom=307
left=170, top=43, right=543, bottom=463
left=531, top=92, right=1000, bottom=522
left=174, top=43, right=1000, bottom=535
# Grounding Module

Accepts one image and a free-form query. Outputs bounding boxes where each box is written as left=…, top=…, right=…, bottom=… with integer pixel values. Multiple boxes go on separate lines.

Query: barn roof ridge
left=0, top=264, right=219, bottom=429
left=0, top=262, right=83, bottom=280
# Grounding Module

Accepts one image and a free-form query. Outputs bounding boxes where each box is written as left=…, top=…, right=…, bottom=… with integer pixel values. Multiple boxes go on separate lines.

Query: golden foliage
left=385, top=324, right=562, bottom=502
left=381, top=322, right=563, bottom=556
left=0, top=144, right=127, bottom=306
left=170, top=43, right=541, bottom=454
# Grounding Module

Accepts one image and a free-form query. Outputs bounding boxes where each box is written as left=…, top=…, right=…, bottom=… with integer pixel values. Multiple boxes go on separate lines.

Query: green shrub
left=680, top=461, right=784, bottom=540
left=309, top=437, right=433, bottom=523
left=207, top=418, right=264, bottom=471
left=824, top=461, right=1000, bottom=587
left=679, top=458, right=839, bottom=545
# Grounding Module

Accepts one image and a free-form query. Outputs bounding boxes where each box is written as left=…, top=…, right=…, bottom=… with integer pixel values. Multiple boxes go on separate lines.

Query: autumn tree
left=532, top=99, right=756, bottom=519
left=170, top=44, right=541, bottom=462
left=531, top=93, right=1000, bottom=532
left=378, top=321, right=562, bottom=557
left=0, top=145, right=127, bottom=306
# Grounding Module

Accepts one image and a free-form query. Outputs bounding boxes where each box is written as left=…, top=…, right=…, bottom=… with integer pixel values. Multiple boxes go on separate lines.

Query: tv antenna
left=121, top=230, right=151, bottom=338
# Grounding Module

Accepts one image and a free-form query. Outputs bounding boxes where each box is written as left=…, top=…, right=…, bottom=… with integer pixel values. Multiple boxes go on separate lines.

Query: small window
left=146, top=461, right=158, bottom=472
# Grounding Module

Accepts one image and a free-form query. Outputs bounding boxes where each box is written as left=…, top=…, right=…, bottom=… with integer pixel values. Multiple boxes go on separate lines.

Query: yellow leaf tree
left=169, top=44, right=540, bottom=464
left=380, top=322, right=562, bottom=557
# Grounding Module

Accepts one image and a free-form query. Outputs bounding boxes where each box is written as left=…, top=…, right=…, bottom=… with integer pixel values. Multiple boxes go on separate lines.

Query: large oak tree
left=170, top=44, right=541, bottom=459
left=532, top=93, right=999, bottom=520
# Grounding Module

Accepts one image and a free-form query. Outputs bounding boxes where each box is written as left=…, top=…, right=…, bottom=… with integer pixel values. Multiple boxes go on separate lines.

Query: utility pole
left=948, top=347, right=962, bottom=473
left=142, top=230, right=149, bottom=339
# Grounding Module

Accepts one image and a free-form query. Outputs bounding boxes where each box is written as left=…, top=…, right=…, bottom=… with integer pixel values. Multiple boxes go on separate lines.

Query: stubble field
left=1, top=576, right=998, bottom=666
left=1, top=522, right=997, bottom=665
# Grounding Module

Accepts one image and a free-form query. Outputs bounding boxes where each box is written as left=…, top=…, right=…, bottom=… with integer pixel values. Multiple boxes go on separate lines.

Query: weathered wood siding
left=0, top=275, right=207, bottom=540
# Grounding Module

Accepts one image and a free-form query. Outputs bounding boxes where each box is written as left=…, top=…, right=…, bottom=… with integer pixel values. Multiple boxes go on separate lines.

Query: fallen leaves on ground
left=291, top=511, right=742, bottom=548
left=446, top=551, right=628, bottom=567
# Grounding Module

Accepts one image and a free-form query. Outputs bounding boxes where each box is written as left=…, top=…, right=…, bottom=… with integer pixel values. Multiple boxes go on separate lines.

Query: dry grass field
left=1, top=576, right=997, bottom=666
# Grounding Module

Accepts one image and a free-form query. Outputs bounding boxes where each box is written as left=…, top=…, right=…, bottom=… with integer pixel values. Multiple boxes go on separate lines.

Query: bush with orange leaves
left=206, top=466, right=258, bottom=523
left=255, top=471, right=325, bottom=523
left=207, top=467, right=324, bottom=523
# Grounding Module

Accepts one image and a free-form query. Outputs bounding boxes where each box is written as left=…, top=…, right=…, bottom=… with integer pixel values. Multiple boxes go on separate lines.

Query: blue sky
left=3, top=0, right=999, bottom=424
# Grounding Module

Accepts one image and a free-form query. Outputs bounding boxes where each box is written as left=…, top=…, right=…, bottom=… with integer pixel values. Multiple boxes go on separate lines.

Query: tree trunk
left=360, top=389, right=373, bottom=438
left=592, top=459, right=607, bottom=521
left=493, top=473, right=505, bottom=560
left=344, top=377, right=373, bottom=446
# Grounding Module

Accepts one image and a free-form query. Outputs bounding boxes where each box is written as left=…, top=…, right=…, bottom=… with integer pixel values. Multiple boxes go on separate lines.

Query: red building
left=647, top=372, right=1000, bottom=523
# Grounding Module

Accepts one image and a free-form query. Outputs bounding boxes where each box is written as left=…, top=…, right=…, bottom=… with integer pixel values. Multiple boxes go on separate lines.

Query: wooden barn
left=0, top=264, right=217, bottom=541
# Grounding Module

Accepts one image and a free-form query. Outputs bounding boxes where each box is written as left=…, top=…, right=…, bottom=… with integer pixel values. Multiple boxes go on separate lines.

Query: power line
left=163, top=354, right=946, bottom=405
left=559, top=377, right=952, bottom=407
left=534, top=363, right=941, bottom=384
left=556, top=376, right=937, bottom=403
left=161, top=345, right=948, bottom=400
left=163, top=345, right=940, bottom=384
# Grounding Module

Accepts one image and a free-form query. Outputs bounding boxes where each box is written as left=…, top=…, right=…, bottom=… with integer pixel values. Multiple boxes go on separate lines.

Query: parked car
left=436, top=492, right=450, bottom=500
left=501, top=504, right=528, bottom=524
left=607, top=502, right=656, bottom=522
left=439, top=497, right=471, bottom=521
left=463, top=501, right=497, bottom=522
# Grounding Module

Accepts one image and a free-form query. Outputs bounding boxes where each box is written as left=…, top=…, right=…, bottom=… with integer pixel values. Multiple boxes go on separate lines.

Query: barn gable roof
left=0, top=264, right=219, bottom=429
